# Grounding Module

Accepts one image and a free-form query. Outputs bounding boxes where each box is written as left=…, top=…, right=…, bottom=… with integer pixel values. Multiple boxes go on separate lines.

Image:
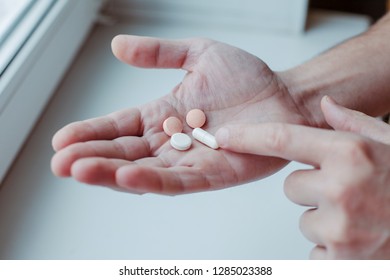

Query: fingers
left=321, top=95, right=390, bottom=144
left=216, top=123, right=335, bottom=167
left=111, top=35, right=210, bottom=71
left=51, top=136, right=150, bottom=177
left=215, top=97, right=390, bottom=165
left=73, top=162, right=210, bottom=195
left=284, top=169, right=322, bottom=207
left=71, top=157, right=131, bottom=188
left=52, top=108, right=142, bottom=151
left=53, top=142, right=211, bottom=195
left=299, top=208, right=327, bottom=246
left=116, top=165, right=209, bottom=195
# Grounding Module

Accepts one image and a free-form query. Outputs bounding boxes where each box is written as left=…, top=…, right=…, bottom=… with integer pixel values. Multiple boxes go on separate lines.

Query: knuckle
left=323, top=219, right=359, bottom=258
left=324, top=140, right=376, bottom=207
left=128, top=40, right=143, bottom=61
left=323, top=180, right=351, bottom=205
left=326, top=225, right=384, bottom=259
left=339, top=137, right=373, bottom=167
left=332, top=216, right=355, bottom=243
left=321, top=193, right=384, bottom=258
left=264, top=123, right=289, bottom=154
left=323, top=182, right=363, bottom=223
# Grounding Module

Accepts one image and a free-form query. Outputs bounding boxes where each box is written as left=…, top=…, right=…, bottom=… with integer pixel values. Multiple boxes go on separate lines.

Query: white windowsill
left=0, top=0, right=105, bottom=184
left=105, top=0, right=309, bottom=34
left=0, top=0, right=56, bottom=75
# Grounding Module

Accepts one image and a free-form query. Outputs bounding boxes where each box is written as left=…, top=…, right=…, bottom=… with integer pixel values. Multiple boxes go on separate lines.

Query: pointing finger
left=215, top=123, right=336, bottom=167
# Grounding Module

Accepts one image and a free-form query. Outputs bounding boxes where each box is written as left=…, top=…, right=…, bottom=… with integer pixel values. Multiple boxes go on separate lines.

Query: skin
left=279, top=13, right=390, bottom=128
left=51, top=36, right=307, bottom=194
left=51, top=12, right=390, bottom=258
left=216, top=96, right=390, bottom=259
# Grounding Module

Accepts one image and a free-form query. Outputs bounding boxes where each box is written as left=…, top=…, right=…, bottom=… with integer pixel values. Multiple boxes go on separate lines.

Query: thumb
left=111, top=35, right=201, bottom=70
left=321, top=95, right=390, bottom=144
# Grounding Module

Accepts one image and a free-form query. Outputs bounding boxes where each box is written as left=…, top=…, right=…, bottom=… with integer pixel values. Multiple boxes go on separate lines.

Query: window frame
left=0, top=0, right=106, bottom=184
left=0, top=0, right=56, bottom=76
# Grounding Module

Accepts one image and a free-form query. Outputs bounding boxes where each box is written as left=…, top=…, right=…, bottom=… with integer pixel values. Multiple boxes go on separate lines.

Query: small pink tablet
left=186, top=109, right=206, bottom=128
left=163, top=116, right=183, bottom=136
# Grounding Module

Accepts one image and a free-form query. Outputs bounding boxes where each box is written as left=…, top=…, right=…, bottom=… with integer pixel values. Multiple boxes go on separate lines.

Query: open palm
left=51, top=35, right=307, bottom=194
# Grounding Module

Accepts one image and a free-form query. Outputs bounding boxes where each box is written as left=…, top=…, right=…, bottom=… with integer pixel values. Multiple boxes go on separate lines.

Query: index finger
left=215, top=123, right=337, bottom=167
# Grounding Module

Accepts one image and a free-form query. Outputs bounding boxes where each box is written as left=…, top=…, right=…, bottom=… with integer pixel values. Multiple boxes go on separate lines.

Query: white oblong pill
left=170, top=133, right=192, bottom=151
left=192, top=128, right=219, bottom=149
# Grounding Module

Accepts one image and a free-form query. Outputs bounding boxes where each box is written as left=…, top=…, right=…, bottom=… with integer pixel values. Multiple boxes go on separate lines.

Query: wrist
left=278, top=69, right=327, bottom=128
left=278, top=15, right=390, bottom=129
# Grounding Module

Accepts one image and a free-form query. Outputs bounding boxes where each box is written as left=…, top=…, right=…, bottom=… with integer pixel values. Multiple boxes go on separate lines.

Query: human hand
left=216, top=96, right=390, bottom=259
left=51, top=36, right=307, bottom=194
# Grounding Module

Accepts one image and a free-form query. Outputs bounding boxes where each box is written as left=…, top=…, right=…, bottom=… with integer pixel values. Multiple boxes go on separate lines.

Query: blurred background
left=310, top=0, right=388, bottom=21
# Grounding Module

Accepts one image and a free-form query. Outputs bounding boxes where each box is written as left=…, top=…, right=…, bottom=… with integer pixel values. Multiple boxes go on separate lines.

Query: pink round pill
left=186, top=109, right=206, bottom=128
left=163, top=116, right=183, bottom=136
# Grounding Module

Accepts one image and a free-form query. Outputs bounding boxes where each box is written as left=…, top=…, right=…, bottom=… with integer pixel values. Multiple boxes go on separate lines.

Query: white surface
left=0, top=10, right=369, bottom=259
left=0, top=0, right=54, bottom=74
left=0, top=0, right=104, bottom=185
left=0, top=0, right=33, bottom=43
left=105, top=0, right=309, bottom=34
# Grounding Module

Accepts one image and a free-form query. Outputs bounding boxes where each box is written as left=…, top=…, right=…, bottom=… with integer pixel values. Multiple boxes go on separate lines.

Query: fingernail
left=324, top=95, right=337, bottom=105
left=215, top=127, right=230, bottom=148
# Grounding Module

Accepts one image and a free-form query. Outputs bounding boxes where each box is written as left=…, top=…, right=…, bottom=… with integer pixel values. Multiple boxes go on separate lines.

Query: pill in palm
left=192, top=127, right=219, bottom=149
left=186, top=109, right=206, bottom=128
left=170, top=133, right=192, bottom=151
left=163, top=116, right=183, bottom=136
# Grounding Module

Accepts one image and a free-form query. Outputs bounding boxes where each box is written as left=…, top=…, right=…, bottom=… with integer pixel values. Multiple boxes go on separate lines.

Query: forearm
left=279, top=12, right=390, bottom=128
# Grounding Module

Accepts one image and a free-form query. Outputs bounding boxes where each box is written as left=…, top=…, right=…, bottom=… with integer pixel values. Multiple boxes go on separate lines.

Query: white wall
left=105, top=0, right=309, bottom=34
